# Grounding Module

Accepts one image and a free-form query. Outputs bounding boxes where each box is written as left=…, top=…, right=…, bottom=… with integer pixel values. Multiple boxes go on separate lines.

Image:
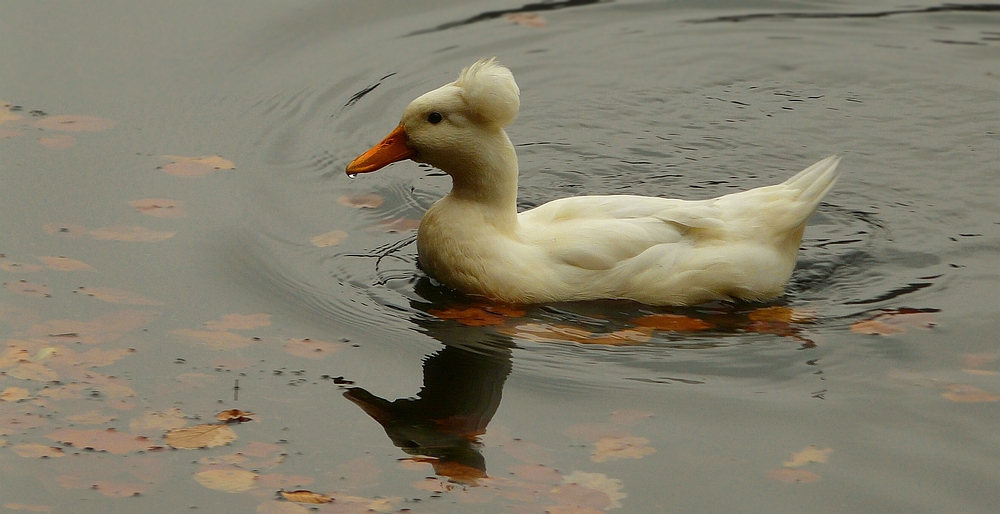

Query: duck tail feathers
left=783, top=155, right=841, bottom=208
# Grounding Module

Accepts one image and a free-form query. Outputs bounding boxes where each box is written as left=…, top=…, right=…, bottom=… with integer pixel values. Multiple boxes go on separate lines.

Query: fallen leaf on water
left=509, top=464, right=563, bottom=485
left=766, top=468, right=822, bottom=483
left=2, top=503, right=52, bottom=513
left=1, top=101, right=23, bottom=124
left=284, top=338, right=345, bottom=359
left=129, top=198, right=187, bottom=218
left=559, top=471, right=626, bottom=509
left=75, top=286, right=162, bottom=305
left=129, top=408, right=187, bottom=434
left=34, top=115, right=116, bottom=132
left=9, top=362, right=58, bottom=381
left=548, top=483, right=615, bottom=512
left=216, top=409, right=255, bottom=423
left=4, top=280, right=51, bottom=298
left=92, top=481, right=146, bottom=498
left=631, top=313, right=712, bottom=331
left=747, top=306, right=816, bottom=323
left=42, top=223, right=88, bottom=238
left=37, top=383, right=87, bottom=400
left=310, top=229, right=348, bottom=248
left=27, top=310, right=158, bottom=345
left=38, top=135, right=76, bottom=149
left=53, top=346, right=133, bottom=367
left=165, top=423, right=238, bottom=449
left=171, top=328, right=257, bottom=350
left=65, top=410, right=117, bottom=425
left=851, top=309, right=937, bottom=335
left=941, top=384, right=1000, bottom=403
left=204, top=313, right=271, bottom=331
left=11, top=443, right=65, bottom=458
left=591, top=436, right=656, bottom=462
left=1, top=261, right=44, bottom=273
left=39, top=256, right=94, bottom=271
left=500, top=323, right=652, bottom=346
left=337, top=194, right=383, bottom=208
left=88, top=226, right=175, bottom=242
left=46, top=428, right=156, bottom=454
left=372, top=218, right=421, bottom=232
left=193, top=468, right=257, bottom=493
left=159, top=155, right=235, bottom=177
left=1, top=387, right=31, bottom=402
left=505, top=13, right=547, bottom=27
left=782, top=445, right=831, bottom=467
left=430, top=305, right=526, bottom=327
left=279, top=490, right=333, bottom=504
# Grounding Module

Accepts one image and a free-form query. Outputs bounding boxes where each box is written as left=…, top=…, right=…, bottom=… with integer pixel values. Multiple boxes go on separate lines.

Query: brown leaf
left=129, top=198, right=187, bottom=218
left=216, top=409, right=255, bottom=423
left=39, top=256, right=94, bottom=271
left=46, top=428, right=156, bottom=454
left=766, top=468, right=822, bottom=483
left=782, top=445, right=831, bottom=467
left=193, top=468, right=257, bottom=492
left=38, top=135, right=76, bottom=149
left=284, top=338, right=345, bottom=359
left=429, top=305, right=526, bottom=327
left=337, top=194, right=383, bottom=209
left=204, top=313, right=271, bottom=331
left=88, top=226, right=175, bottom=242
left=129, top=408, right=187, bottom=434
left=171, top=328, right=257, bottom=350
left=34, top=115, right=116, bottom=132
left=42, top=223, right=87, bottom=238
left=631, top=313, right=712, bottom=331
left=3, top=280, right=51, bottom=298
left=11, top=443, right=65, bottom=458
left=591, top=436, right=656, bottom=462
left=76, top=286, right=161, bottom=305
left=371, top=218, right=421, bottom=232
left=279, top=490, right=333, bottom=504
left=1, top=387, right=31, bottom=402
left=159, top=155, right=235, bottom=177
left=165, top=424, right=237, bottom=449
left=941, top=384, right=1000, bottom=403
left=310, top=230, right=348, bottom=248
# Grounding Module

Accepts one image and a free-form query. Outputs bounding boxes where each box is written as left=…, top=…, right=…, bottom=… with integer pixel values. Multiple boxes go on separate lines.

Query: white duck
left=346, top=58, right=839, bottom=306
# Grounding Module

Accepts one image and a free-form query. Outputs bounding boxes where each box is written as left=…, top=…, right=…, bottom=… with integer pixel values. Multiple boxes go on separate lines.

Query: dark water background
left=2, top=1, right=998, bottom=513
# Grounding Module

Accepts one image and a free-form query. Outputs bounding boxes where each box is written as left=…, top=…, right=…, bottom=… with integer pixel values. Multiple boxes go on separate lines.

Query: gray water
left=2, top=1, right=999, bottom=513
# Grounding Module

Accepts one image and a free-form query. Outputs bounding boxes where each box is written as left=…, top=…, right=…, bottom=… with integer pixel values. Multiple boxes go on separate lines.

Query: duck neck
left=445, top=130, right=520, bottom=232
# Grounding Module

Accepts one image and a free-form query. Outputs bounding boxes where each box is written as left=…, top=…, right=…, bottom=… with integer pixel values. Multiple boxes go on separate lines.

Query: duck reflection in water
left=343, top=287, right=513, bottom=484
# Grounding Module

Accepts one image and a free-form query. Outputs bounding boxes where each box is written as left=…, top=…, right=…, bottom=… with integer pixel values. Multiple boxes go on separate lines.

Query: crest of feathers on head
left=453, top=58, right=520, bottom=128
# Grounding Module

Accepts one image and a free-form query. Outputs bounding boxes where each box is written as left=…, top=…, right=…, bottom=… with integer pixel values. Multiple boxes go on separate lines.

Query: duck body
left=347, top=59, right=840, bottom=306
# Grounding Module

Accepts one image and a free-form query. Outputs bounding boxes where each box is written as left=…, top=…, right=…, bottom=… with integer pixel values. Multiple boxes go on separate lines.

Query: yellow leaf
left=1, top=387, right=31, bottom=402
left=782, top=445, right=832, bottom=467
left=165, top=424, right=238, bottom=449
left=193, top=468, right=257, bottom=493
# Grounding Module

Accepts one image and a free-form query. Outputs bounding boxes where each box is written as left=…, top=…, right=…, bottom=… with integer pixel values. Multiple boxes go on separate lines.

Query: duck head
left=346, top=58, right=520, bottom=178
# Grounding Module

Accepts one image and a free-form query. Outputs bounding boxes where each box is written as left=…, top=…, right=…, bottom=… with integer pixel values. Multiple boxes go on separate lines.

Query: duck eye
left=427, top=112, right=443, bottom=124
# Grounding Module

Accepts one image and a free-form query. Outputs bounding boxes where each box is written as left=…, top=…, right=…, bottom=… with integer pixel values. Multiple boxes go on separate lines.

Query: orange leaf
left=1, top=387, right=31, bottom=402
left=129, top=198, right=187, bottom=218
left=310, top=230, right=348, bottom=248
left=159, top=155, right=235, bottom=177
left=3, top=280, right=51, bottom=298
left=505, top=13, right=547, bottom=27
left=941, top=384, right=1000, bottom=403
left=165, top=424, right=238, bottom=449
left=851, top=309, right=937, bottom=335
left=39, top=256, right=94, bottom=271
left=747, top=306, right=816, bottom=323
left=88, top=226, right=175, bottom=242
left=279, top=490, right=333, bottom=504
left=46, top=428, right=157, bottom=454
left=76, top=286, right=162, bottom=305
left=632, top=313, right=711, bottom=331
left=429, top=305, right=525, bottom=327
left=34, top=115, right=116, bottom=132
left=216, top=409, right=255, bottom=423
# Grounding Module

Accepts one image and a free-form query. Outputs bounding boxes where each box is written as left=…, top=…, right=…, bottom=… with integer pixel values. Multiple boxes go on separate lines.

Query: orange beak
left=346, top=124, right=415, bottom=175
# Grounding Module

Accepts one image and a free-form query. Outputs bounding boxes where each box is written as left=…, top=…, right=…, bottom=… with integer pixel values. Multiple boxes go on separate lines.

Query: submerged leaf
left=204, top=313, right=271, bottom=331
left=193, top=468, right=257, bottom=493
left=171, top=329, right=257, bottom=350
left=38, top=135, right=76, bottom=149
left=851, top=309, right=937, bottom=335
left=284, top=338, right=345, bottom=359
left=39, top=256, right=94, bottom=271
left=88, top=226, right=175, bottom=242
left=76, top=286, right=162, bottom=305
left=12, top=443, right=65, bottom=459
left=941, top=384, right=1000, bottom=403
left=337, top=194, right=383, bottom=209
left=631, top=313, right=711, bottom=331
left=3, top=281, right=51, bottom=298
left=782, top=445, right=831, bottom=467
left=591, top=436, right=656, bottom=462
left=159, top=155, right=235, bottom=177
left=129, top=198, right=187, bottom=218
left=310, top=230, right=348, bottom=248
left=46, top=428, right=156, bottom=454
left=34, top=115, right=116, bottom=132
left=165, top=424, right=238, bottom=449
left=129, top=408, right=187, bottom=434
